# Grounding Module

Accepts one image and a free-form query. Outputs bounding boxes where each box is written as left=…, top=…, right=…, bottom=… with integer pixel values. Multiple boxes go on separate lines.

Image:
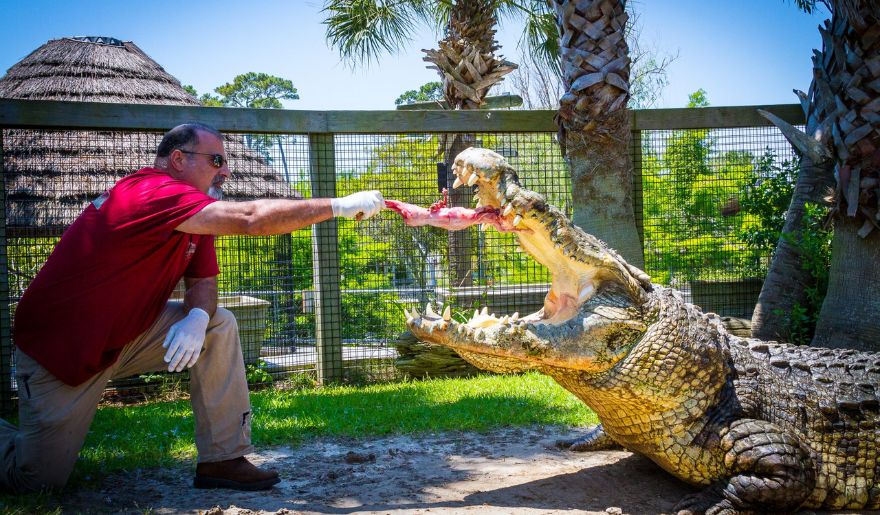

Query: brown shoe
left=193, top=456, right=280, bottom=491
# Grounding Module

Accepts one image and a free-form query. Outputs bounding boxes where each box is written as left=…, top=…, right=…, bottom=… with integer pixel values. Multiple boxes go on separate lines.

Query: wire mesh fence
left=0, top=104, right=801, bottom=407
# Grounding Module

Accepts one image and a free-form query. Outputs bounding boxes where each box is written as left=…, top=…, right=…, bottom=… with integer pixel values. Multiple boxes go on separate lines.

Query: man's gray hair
left=156, top=123, right=222, bottom=157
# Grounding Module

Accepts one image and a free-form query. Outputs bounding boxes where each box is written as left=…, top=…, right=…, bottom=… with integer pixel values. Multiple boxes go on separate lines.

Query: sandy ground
left=56, top=426, right=866, bottom=515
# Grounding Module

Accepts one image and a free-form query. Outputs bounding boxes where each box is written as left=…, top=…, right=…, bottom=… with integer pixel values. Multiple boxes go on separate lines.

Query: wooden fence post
left=631, top=128, right=645, bottom=249
left=308, top=133, right=343, bottom=383
left=0, top=131, right=12, bottom=414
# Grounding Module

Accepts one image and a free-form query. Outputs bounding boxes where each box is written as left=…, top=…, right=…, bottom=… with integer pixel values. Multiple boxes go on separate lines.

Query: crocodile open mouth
left=389, top=147, right=652, bottom=370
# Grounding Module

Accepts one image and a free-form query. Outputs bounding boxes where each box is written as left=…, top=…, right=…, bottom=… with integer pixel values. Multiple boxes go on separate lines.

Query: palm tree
left=323, top=1, right=563, bottom=112
left=756, top=0, right=880, bottom=349
left=550, top=0, right=644, bottom=268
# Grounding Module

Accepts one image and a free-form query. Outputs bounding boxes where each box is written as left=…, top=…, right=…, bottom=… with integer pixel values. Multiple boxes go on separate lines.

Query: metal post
left=308, top=133, right=343, bottom=383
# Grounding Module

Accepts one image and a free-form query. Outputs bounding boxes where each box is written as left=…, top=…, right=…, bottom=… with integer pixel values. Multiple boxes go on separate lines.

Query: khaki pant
left=0, top=302, right=253, bottom=492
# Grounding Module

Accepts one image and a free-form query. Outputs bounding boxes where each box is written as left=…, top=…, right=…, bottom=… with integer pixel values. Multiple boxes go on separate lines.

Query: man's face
left=173, top=131, right=230, bottom=198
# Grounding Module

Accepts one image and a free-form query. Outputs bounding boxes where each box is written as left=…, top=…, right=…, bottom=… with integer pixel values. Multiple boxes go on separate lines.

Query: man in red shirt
left=3, top=123, right=384, bottom=492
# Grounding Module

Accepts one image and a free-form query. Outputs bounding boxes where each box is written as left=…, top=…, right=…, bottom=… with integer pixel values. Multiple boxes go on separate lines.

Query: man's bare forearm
left=184, top=276, right=218, bottom=317
left=177, top=198, right=335, bottom=236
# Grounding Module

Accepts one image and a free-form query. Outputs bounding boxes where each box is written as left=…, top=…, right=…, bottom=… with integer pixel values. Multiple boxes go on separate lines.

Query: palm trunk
left=751, top=46, right=836, bottom=341
left=813, top=219, right=880, bottom=350
left=810, top=2, right=880, bottom=350
left=423, top=0, right=517, bottom=288
left=553, top=0, right=644, bottom=269
left=751, top=153, right=833, bottom=341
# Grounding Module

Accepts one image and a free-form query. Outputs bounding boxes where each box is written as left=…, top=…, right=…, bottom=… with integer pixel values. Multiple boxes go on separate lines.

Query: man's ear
left=168, top=149, right=186, bottom=171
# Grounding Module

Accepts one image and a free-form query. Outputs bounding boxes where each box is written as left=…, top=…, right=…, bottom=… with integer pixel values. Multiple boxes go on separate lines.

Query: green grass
left=0, top=372, right=595, bottom=511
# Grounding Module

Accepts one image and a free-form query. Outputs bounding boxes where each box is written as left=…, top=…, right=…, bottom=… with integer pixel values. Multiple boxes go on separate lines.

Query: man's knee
left=209, top=307, right=239, bottom=333
left=203, top=307, right=243, bottom=362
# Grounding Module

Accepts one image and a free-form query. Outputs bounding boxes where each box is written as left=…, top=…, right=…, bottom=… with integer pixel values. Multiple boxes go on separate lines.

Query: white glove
left=331, top=190, right=385, bottom=220
left=163, top=308, right=210, bottom=372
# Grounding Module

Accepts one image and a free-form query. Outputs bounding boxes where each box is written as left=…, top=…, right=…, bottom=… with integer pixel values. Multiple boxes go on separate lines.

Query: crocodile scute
left=403, top=147, right=880, bottom=514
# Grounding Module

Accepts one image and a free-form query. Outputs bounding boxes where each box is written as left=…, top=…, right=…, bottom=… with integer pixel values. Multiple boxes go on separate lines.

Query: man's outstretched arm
left=175, top=191, right=384, bottom=235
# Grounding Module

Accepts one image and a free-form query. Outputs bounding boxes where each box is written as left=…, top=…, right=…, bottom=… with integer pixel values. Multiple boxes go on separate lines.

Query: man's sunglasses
left=178, top=150, right=227, bottom=168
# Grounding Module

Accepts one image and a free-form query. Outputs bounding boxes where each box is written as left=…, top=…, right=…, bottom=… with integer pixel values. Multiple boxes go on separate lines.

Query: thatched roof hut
left=0, top=36, right=297, bottom=233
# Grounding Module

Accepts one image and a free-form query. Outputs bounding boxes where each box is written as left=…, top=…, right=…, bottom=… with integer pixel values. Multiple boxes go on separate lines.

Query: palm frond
left=521, top=10, right=561, bottom=78
left=322, top=0, right=421, bottom=66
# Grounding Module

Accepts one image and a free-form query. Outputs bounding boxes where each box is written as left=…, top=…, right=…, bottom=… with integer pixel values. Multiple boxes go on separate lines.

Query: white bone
left=452, top=177, right=463, bottom=189
left=443, top=305, right=451, bottom=321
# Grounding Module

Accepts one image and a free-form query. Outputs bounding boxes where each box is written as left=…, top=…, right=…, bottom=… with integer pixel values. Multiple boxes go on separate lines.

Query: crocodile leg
left=673, top=419, right=816, bottom=514
left=555, top=424, right=622, bottom=451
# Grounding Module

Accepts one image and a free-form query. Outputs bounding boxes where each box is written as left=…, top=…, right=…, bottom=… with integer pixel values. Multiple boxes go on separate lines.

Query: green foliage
left=395, top=81, right=443, bottom=105
left=642, top=92, right=766, bottom=284
left=7, top=237, right=58, bottom=298
left=777, top=203, right=831, bottom=344
left=737, top=153, right=798, bottom=254
left=215, top=233, right=314, bottom=341
left=245, top=360, right=274, bottom=385
left=687, top=88, right=710, bottom=108
left=213, top=72, right=300, bottom=108
left=732, top=152, right=830, bottom=343
left=181, top=84, right=225, bottom=107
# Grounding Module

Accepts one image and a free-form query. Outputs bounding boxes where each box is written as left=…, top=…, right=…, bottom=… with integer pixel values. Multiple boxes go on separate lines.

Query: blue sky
left=0, top=0, right=828, bottom=110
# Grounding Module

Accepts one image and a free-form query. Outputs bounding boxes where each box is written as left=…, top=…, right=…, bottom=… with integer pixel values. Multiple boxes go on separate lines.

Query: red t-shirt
left=13, top=168, right=220, bottom=386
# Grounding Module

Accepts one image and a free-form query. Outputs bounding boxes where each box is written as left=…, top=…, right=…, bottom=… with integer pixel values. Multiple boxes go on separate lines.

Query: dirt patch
left=57, top=426, right=845, bottom=514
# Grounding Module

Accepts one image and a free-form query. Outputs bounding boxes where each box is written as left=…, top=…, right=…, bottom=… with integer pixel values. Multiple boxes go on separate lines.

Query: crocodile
left=387, top=148, right=880, bottom=514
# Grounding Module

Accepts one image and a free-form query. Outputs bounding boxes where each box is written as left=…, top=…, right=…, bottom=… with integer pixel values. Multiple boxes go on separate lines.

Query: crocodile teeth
left=473, top=309, right=480, bottom=320
left=475, top=199, right=483, bottom=208
left=578, top=285, right=594, bottom=302
left=511, top=312, right=519, bottom=322
left=513, top=214, right=523, bottom=227
left=480, top=307, right=488, bottom=316
left=481, top=223, right=489, bottom=231
left=411, top=307, right=421, bottom=319
left=500, top=315, right=509, bottom=324
left=443, top=305, right=451, bottom=321
left=496, top=191, right=504, bottom=201
left=467, top=174, right=479, bottom=187
left=425, top=303, right=437, bottom=317
left=452, top=177, right=463, bottom=189
left=503, top=204, right=514, bottom=217
left=426, top=324, right=435, bottom=334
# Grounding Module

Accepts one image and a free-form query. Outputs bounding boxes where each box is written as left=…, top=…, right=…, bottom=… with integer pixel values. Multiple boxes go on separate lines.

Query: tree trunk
left=809, top=2, right=880, bottom=350
left=422, top=0, right=517, bottom=288
left=445, top=133, right=476, bottom=287
left=813, top=219, right=880, bottom=350
left=553, top=0, right=644, bottom=269
left=751, top=153, right=833, bottom=341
